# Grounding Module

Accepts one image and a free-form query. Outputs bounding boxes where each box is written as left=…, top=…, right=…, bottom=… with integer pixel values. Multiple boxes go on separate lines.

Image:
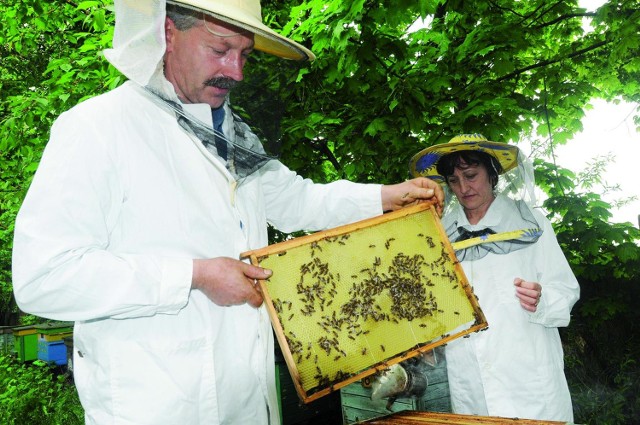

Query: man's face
left=164, top=15, right=254, bottom=108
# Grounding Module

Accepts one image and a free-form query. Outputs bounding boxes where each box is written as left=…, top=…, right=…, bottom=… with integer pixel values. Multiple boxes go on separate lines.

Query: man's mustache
left=204, top=77, right=239, bottom=90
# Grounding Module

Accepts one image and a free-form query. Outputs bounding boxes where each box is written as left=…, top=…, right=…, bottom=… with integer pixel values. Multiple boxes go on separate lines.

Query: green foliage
left=535, top=158, right=639, bottom=282
left=0, top=355, right=83, bottom=425
left=0, top=0, right=119, bottom=324
left=245, top=0, right=640, bottom=188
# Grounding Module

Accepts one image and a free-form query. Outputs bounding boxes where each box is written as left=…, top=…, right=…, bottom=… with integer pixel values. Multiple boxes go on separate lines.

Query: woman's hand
left=514, top=278, right=542, bottom=312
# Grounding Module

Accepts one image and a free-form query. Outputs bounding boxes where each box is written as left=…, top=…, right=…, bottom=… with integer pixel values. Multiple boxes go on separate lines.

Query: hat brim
left=410, top=139, right=520, bottom=183
left=169, top=1, right=315, bottom=61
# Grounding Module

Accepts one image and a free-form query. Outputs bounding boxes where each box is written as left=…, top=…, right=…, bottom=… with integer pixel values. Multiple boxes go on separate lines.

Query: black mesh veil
left=139, top=85, right=277, bottom=182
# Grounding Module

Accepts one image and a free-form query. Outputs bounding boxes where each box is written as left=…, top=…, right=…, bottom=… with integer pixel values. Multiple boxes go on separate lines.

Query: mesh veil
left=136, top=86, right=276, bottom=181
left=441, top=147, right=544, bottom=261
left=104, top=1, right=176, bottom=99
left=442, top=149, right=538, bottom=216
left=105, top=1, right=277, bottom=181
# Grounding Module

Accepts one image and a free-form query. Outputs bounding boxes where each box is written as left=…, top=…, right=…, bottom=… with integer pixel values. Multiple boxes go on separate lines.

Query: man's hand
left=381, top=177, right=444, bottom=215
left=192, top=257, right=272, bottom=308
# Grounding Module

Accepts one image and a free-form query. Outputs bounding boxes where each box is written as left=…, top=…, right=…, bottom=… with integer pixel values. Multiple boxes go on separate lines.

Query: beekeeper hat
left=409, top=134, right=520, bottom=184
left=168, top=0, right=315, bottom=61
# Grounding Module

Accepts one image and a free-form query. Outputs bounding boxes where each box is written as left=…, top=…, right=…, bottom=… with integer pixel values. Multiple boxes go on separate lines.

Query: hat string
left=202, top=13, right=249, bottom=38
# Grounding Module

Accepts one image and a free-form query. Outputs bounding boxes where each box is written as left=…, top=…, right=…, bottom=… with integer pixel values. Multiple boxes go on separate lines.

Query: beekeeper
left=410, top=134, right=580, bottom=421
left=12, top=1, right=444, bottom=424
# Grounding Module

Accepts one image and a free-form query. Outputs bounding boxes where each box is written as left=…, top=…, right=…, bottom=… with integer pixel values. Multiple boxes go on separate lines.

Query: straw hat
left=409, top=134, right=520, bottom=183
left=168, top=0, right=315, bottom=61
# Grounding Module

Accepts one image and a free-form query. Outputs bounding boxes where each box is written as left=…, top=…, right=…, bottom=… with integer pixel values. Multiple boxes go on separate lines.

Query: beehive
left=241, top=203, right=486, bottom=403
left=359, top=411, right=570, bottom=424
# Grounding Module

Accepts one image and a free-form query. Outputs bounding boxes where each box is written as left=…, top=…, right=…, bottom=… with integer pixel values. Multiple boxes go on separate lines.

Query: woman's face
left=446, top=160, right=495, bottom=221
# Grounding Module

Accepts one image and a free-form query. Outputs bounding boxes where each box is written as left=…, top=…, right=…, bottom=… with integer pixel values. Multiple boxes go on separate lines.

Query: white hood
left=104, top=0, right=179, bottom=101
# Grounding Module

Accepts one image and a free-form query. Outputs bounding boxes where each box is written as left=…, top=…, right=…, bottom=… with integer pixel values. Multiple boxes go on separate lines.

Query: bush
left=0, top=354, right=83, bottom=425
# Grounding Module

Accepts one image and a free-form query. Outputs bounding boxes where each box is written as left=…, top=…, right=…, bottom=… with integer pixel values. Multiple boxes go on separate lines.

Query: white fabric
left=443, top=195, right=579, bottom=421
left=12, top=81, right=383, bottom=424
left=104, top=1, right=174, bottom=96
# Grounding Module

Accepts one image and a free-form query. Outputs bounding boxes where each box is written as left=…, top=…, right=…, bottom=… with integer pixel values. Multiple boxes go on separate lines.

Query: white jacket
left=443, top=195, right=580, bottom=421
left=12, top=81, right=382, bottom=424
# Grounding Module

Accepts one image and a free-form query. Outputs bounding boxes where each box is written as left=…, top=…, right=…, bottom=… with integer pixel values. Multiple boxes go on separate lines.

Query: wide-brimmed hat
left=168, top=0, right=315, bottom=61
left=409, top=134, right=520, bottom=183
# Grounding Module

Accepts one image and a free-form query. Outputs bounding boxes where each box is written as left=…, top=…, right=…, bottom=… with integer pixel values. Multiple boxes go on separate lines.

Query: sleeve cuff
left=157, top=257, right=193, bottom=314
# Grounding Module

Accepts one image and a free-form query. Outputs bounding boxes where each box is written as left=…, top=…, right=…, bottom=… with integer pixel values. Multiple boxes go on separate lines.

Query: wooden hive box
left=12, top=325, right=39, bottom=362
left=241, top=203, right=487, bottom=403
left=358, top=411, right=572, bottom=424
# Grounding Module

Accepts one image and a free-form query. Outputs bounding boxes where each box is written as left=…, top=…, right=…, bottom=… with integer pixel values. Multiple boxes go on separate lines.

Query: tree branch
left=533, top=12, right=597, bottom=29
left=310, top=138, right=342, bottom=172
left=496, top=39, right=610, bottom=83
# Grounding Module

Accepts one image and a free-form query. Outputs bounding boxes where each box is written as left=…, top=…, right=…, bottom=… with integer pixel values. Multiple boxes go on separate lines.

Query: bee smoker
left=370, top=351, right=435, bottom=408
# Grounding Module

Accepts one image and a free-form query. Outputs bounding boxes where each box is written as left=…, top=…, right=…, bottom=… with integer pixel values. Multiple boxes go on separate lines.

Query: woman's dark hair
left=436, top=150, right=502, bottom=189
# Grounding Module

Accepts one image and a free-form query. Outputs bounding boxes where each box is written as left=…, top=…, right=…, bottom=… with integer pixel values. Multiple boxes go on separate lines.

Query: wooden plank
left=359, top=411, right=570, bottom=424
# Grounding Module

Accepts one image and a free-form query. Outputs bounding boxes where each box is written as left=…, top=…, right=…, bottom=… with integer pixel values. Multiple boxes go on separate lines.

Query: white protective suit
left=11, top=3, right=384, bottom=424
left=443, top=195, right=580, bottom=421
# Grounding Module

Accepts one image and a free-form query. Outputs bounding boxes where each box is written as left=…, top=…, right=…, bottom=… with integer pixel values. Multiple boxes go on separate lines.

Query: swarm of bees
left=267, top=227, right=476, bottom=395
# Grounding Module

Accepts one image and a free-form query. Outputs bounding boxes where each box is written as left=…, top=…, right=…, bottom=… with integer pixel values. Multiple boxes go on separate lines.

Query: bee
left=425, top=236, right=435, bottom=248
left=273, top=299, right=283, bottom=314
left=385, top=238, right=395, bottom=249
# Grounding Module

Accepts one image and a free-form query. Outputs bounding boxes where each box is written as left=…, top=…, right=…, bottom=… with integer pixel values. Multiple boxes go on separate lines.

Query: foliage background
left=1, top=0, right=639, bottom=423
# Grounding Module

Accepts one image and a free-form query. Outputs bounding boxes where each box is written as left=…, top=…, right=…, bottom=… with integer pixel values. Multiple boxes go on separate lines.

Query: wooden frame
left=241, top=203, right=486, bottom=403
